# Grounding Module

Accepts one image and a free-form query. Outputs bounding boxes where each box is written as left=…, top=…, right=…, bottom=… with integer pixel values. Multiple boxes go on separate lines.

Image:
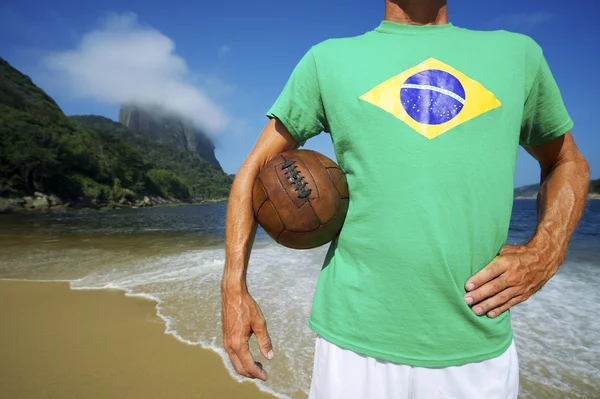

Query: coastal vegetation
left=0, top=57, right=233, bottom=213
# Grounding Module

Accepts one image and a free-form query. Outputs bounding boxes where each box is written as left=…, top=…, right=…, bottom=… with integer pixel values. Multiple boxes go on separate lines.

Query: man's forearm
left=464, top=135, right=589, bottom=316
left=222, top=165, right=260, bottom=292
left=528, top=151, right=590, bottom=265
left=221, top=118, right=298, bottom=294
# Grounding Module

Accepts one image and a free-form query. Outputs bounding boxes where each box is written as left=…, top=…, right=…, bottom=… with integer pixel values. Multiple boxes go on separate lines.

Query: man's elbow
left=567, top=149, right=590, bottom=182
left=558, top=150, right=591, bottom=197
left=544, top=135, right=590, bottom=182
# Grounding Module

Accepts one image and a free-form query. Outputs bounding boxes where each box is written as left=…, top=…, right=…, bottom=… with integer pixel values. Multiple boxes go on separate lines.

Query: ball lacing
left=282, top=160, right=312, bottom=199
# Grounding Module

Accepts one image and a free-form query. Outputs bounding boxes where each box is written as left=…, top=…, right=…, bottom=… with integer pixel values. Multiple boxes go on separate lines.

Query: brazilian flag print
left=360, top=58, right=502, bottom=139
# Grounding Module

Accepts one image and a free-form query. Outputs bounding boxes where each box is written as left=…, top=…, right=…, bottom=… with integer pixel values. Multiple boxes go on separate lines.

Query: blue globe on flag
left=400, top=69, right=466, bottom=125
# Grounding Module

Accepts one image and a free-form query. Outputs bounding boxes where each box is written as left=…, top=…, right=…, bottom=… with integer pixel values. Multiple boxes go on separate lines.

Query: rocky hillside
left=591, top=178, right=600, bottom=194
left=514, top=183, right=541, bottom=198
left=73, top=115, right=232, bottom=200
left=514, top=179, right=600, bottom=199
left=589, top=178, right=600, bottom=199
left=119, top=104, right=222, bottom=170
left=0, top=57, right=232, bottom=213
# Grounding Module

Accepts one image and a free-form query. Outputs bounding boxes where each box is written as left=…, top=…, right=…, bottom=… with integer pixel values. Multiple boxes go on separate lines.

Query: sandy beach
left=0, top=280, right=276, bottom=399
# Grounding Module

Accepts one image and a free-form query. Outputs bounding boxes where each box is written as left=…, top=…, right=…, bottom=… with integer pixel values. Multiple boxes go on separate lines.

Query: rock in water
left=48, top=194, right=63, bottom=206
left=31, top=196, right=49, bottom=210
left=23, top=196, right=34, bottom=209
left=119, top=104, right=223, bottom=170
left=0, top=198, right=14, bottom=213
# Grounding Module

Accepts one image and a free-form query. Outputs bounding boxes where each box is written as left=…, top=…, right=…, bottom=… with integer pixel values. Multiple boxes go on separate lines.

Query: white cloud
left=43, top=12, right=228, bottom=134
left=487, top=11, right=554, bottom=31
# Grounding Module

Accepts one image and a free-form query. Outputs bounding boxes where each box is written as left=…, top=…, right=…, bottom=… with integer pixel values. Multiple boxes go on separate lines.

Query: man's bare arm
left=464, top=132, right=590, bottom=317
left=525, top=132, right=590, bottom=256
left=221, top=118, right=298, bottom=380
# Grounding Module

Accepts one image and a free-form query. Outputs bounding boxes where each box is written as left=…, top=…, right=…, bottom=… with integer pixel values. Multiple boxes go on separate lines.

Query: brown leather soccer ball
left=252, top=149, right=349, bottom=249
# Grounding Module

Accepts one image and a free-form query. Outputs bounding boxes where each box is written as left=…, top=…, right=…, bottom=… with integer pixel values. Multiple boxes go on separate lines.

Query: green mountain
left=72, top=115, right=232, bottom=199
left=119, top=104, right=222, bottom=170
left=0, top=56, right=232, bottom=209
left=514, top=179, right=600, bottom=198
left=514, top=183, right=541, bottom=198
left=591, top=178, right=600, bottom=194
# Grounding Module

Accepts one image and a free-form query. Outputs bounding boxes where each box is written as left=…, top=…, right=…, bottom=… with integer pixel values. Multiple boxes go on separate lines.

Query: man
left=221, top=0, right=590, bottom=398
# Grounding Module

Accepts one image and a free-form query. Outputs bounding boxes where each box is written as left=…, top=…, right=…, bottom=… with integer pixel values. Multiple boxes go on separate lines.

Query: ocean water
left=0, top=200, right=599, bottom=398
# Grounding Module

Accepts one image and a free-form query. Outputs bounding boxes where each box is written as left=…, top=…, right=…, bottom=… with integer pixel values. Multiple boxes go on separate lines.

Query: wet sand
left=0, top=280, right=276, bottom=399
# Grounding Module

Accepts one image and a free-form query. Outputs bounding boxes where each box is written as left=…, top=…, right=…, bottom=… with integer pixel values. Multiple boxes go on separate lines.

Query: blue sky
left=1, top=0, right=598, bottom=187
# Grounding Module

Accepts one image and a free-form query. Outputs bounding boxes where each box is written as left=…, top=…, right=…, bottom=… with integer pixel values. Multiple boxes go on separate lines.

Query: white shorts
left=308, top=336, right=519, bottom=399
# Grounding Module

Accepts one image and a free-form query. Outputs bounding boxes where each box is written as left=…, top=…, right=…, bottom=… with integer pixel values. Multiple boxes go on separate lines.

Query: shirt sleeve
left=266, top=47, right=328, bottom=146
left=520, top=43, right=573, bottom=147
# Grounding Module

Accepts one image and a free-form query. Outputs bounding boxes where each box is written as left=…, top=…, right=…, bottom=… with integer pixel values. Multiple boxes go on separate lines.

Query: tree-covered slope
left=0, top=57, right=152, bottom=202
left=0, top=56, right=232, bottom=209
left=514, top=179, right=600, bottom=198
left=590, top=179, right=600, bottom=194
left=72, top=115, right=233, bottom=199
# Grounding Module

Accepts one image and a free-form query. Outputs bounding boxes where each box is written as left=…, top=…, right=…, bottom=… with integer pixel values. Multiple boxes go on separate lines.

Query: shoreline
left=0, top=279, right=278, bottom=399
left=515, top=195, right=600, bottom=200
left=3, top=195, right=599, bottom=215
left=0, top=195, right=228, bottom=215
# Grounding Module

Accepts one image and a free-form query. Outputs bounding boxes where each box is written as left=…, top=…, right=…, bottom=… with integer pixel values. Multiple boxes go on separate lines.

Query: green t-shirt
left=266, top=20, right=573, bottom=367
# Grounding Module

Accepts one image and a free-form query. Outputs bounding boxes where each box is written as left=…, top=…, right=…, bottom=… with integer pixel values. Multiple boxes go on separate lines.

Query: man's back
left=267, top=21, right=572, bottom=367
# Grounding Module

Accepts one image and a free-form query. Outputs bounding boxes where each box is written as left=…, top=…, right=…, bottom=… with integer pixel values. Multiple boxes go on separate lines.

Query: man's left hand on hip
left=463, top=244, right=562, bottom=318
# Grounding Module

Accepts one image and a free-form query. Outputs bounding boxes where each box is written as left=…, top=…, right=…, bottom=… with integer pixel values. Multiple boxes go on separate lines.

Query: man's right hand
left=222, top=285, right=273, bottom=381
left=221, top=118, right=298, bottom=381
